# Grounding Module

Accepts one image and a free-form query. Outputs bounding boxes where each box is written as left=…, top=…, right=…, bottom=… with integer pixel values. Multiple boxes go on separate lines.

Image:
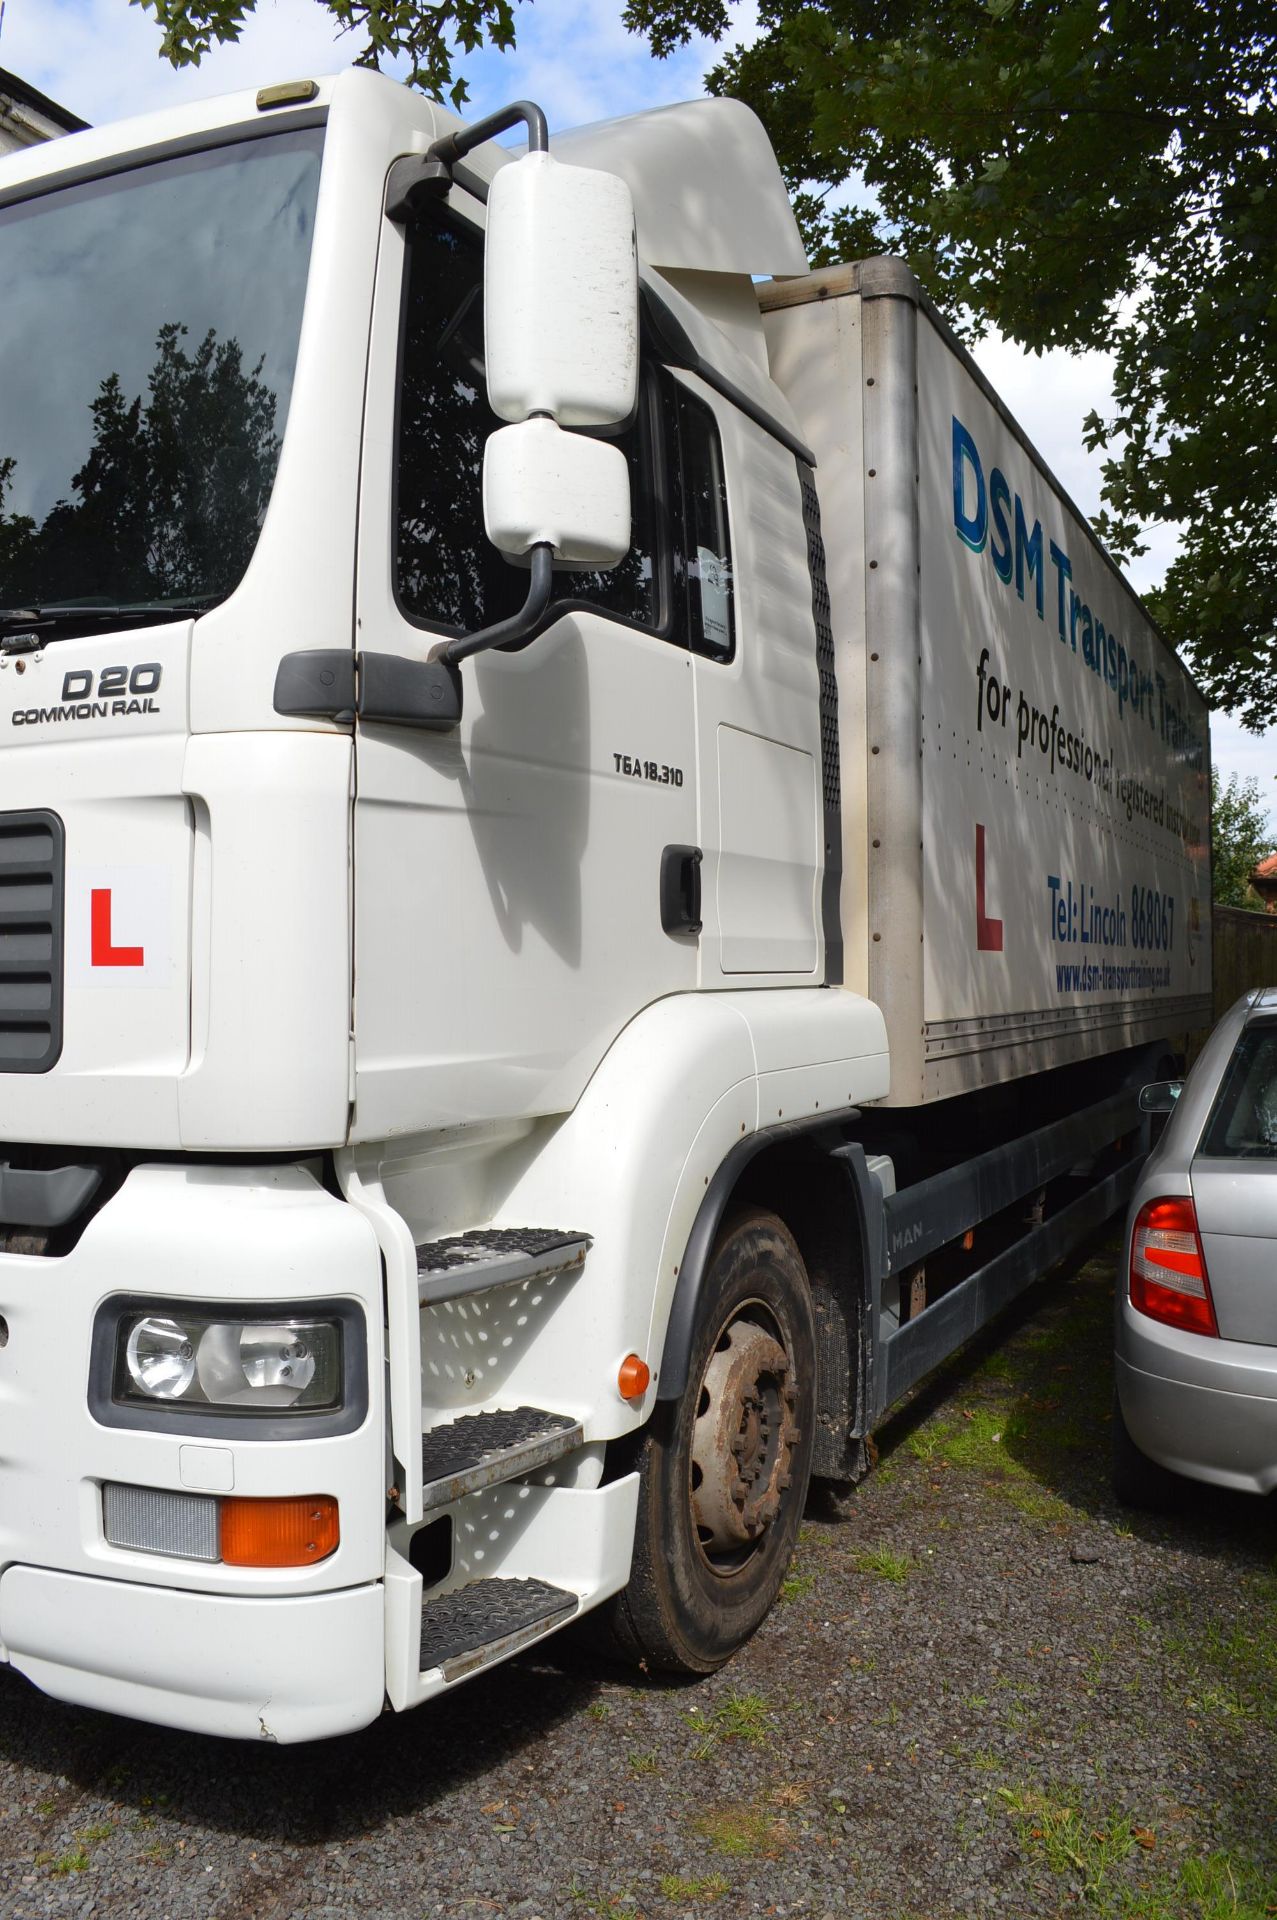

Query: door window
left=395, top=212, right=661, bottom=637
left=1201, top=1023, right=1277, bottom=1157
left=670, top=385, right=735, bottom=662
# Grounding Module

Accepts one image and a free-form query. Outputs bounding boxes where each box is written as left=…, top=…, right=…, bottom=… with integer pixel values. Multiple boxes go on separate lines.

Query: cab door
left=351, top=194, right=697, bottom=1140
left=667, top=373, right=825, bottom=984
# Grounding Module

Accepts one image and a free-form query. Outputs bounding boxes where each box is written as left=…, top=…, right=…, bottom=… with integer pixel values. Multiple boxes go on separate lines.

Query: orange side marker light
left=220, top=1494, right=339, bottom=1567
left=617, top=1354, right=651, bottom=1402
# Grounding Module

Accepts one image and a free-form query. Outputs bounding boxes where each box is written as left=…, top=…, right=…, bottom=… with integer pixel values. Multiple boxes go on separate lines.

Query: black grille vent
left=0, top=810, right=64, bottom=1073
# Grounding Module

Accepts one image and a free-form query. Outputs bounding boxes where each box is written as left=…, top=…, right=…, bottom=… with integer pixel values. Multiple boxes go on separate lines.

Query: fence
left=1213, top=905, right=1277, bottom=1019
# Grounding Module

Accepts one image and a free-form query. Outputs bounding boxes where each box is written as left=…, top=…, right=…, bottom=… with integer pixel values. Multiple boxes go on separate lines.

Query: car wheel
left=601, top=1209, right=817, bottom=1674
left=1111, top=1389, right=1184, bottom=1512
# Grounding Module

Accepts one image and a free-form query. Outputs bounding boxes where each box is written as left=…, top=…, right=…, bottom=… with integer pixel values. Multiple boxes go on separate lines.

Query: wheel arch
left=656, top=1117, right=882, bottom=1482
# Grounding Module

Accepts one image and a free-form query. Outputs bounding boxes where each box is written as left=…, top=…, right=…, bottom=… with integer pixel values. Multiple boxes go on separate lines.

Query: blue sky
left=5, top=0, right=1274, bottom=828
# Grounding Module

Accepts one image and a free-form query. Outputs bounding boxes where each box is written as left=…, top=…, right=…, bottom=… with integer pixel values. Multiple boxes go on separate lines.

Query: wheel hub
left=691, top=1316, right=800, bottom=1557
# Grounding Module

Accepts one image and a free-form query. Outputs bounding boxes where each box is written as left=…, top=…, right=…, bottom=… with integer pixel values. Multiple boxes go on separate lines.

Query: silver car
left=1114, top=986, right=1277, bottom=1507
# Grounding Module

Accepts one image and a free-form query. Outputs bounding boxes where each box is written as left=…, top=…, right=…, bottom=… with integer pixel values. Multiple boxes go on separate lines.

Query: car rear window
left=1200, top=1021, right=1277, bottom=1158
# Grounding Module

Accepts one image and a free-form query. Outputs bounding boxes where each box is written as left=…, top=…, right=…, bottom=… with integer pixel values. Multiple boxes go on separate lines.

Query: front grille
left=0, top=810, right=64, bottom=1073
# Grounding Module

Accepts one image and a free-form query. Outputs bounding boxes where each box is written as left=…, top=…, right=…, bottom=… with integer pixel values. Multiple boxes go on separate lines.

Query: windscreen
left=0, top=127, right=324, bottom=622
left=1200, top=1022, right=1277, bottom=1159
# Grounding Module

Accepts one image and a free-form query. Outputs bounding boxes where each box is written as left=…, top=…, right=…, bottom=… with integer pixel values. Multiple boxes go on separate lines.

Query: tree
left=138, top=0, right=1277, bottom=732
left=699, top=0, right=1277, bottom=734
left=1211, top=770, right=1276, bottom=910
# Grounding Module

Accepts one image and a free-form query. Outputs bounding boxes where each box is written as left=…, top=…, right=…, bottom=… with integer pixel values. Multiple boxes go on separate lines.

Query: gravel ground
left=2, top=1242, right=1275, bottom=1920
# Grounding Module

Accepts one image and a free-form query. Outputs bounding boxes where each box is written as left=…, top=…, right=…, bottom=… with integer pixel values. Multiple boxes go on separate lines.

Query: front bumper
left=0, top=1565, right=384, bottom=1741
left=0, top=1159, right=390, bottom=1736
left=1116, top=1303, right=1277, bottom=1494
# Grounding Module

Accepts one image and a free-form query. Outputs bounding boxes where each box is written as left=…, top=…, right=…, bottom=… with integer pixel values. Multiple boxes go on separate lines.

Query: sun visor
left=549, top=98, right=808, bottom=278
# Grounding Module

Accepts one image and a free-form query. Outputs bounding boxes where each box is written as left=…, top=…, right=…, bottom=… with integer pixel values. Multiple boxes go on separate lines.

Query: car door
left=1191, top=1013, right=1277, bottom=1344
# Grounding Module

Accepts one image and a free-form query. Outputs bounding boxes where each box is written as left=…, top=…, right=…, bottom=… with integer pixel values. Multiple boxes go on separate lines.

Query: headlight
left=125, top=1317, right=196, bottom=1400
left=114, top=1311, right=342, bottom=1412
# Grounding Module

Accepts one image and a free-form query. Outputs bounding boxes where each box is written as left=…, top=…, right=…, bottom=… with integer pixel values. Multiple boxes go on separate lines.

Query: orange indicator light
left=220, top=1494, right=339, bottom=1567
left=617, top=1354, right=651, bottom=1401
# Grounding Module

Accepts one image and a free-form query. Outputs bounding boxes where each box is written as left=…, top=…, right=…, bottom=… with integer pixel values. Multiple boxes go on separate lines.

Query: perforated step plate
left=416, top=1228, right=590, bottom=1306
left=420, top=1576, right=577, bottom=1681
left=421, top=1406, right=583, bottom=1512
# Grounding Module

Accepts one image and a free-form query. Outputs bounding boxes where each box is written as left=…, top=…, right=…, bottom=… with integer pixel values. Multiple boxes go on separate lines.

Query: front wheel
left=603, top=1209, right=816, bottom=1674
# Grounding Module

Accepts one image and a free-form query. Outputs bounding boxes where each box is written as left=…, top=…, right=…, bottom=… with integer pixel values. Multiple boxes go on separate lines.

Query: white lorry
left=0, top=71, right=1211, bottom=1741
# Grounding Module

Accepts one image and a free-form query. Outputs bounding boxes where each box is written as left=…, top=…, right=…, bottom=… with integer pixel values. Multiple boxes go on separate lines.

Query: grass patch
left=49, top=1849, right=91, bottom=1876
left=692, top=1805, right=790, bottom=1858
left=894, top=1260, right=1122, bottom=1526
left=998, top=1784, right=1135, bottom=1899
left=1122, top=1852, right=1277, bottom=1918
left=854, top=1545, right=912, bottom=1583
left=76, top=1823, right=114, bottom=1844
left=685, top=1690, right=772, bottom=1759
left=779, top=1570, right=816, bottom=1602
left=998, top=1785, right=1277, bottom=1917
left=659, top=1873, right=729, bottom=1901
left=627, top=1751, right=659, bottom=1776
left=1163, top=1580, right=1277, bottom=1729
left=568, top=1887, right=639, bottom=1915
left=921, top=1403, right=1076, bottom=1524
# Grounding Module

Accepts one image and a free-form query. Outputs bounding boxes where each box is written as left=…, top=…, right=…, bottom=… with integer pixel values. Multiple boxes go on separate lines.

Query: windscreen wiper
left=0, top=599, right=216, bottom=643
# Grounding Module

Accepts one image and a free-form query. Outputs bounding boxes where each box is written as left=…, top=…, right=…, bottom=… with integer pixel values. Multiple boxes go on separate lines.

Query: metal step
left=420, top=1576, right=577, bottom=1681
left=421, top=1406, right=583, bottom=1512
left=416, top=1227, right=590, bottom=1306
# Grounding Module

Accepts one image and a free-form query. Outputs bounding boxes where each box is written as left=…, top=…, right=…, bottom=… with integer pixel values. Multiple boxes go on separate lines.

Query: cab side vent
left=798, top=464, right=843, bottom=986
left=0, top=810, right=64, bottom=1073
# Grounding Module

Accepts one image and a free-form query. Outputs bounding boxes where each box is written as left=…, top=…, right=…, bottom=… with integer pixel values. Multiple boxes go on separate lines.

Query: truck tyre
left=604, top=1209, right=816, bottom=1674
left=1111, top=1390, right=1183, bottom=1513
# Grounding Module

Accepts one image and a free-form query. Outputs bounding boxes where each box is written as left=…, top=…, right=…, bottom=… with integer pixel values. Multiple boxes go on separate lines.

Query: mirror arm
left=428, top=100, right=549, bottom=170
left=436, top=543, right=555, bottom=666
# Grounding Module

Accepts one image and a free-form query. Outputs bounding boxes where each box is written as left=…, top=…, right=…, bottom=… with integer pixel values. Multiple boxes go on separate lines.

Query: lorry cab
left=0, top=70, right=833, bottom=1154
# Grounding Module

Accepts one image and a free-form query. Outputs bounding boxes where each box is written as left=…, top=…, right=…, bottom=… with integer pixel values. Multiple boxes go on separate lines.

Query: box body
left=762, top=263, right=1212, bottom=1103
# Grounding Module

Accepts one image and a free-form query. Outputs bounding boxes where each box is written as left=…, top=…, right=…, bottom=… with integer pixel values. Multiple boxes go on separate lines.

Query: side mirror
left=484, top=418, right=630, bottom=570
left=1139, top=1080, right=1184, bottom=1114
left=414, top=103, right=641, bottom=677
left=484, top=151, right=638, bottom=428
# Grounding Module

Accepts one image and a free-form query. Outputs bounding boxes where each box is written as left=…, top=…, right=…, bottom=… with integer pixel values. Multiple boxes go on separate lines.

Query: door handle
left=660, top=844, right=703, bottom=937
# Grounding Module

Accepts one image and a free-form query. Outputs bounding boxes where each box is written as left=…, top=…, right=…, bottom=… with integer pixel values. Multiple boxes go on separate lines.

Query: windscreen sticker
left=695, top=547, right=731, bottom=653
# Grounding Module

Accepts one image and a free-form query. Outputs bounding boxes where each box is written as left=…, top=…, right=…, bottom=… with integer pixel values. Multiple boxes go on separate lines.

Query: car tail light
left=1129, top=1196, right=1218, bottom=1337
